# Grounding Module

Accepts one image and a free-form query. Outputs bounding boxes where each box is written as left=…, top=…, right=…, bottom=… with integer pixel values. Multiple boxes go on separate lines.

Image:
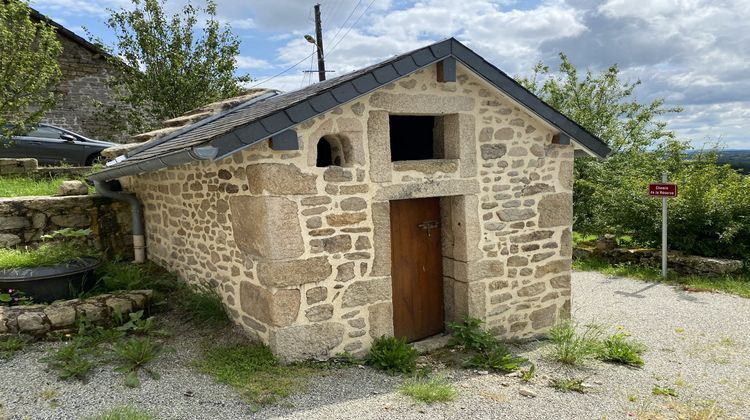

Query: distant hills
left=687, top=149, right=750, bottom=174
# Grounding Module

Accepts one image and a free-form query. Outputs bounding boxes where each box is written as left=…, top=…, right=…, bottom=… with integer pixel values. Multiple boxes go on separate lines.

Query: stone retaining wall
left=0, top=195, right=133, bottom=258
left=574, top=247, right=744, bottom=276
left=0, top=158, right=90, bottom=178
left=0, top=290, right=152, bottom=337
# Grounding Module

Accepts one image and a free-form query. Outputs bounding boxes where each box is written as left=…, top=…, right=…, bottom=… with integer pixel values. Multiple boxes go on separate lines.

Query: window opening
left=389, top=115, right=443, bottom=161
left=316, top=138, right=333, bottom=167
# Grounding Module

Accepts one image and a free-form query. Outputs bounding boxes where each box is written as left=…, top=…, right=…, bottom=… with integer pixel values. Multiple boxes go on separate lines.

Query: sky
left=32, top=0, right=750, bottom=149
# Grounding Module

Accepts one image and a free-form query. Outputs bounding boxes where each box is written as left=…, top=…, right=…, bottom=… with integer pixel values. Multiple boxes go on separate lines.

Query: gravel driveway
left=2, top=270, right=749, bottom=419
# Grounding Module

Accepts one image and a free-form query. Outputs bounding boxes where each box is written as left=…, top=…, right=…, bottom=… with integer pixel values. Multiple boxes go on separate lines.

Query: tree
left=96, top=0, right=250, bottom=135
left=0, top=0, right=62, bottom=138
left=517, top=54, right=686, bottom=233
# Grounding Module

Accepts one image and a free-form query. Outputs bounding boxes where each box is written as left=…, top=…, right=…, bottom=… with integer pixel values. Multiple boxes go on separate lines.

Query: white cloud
left=235, top=56, right=273, bottom=70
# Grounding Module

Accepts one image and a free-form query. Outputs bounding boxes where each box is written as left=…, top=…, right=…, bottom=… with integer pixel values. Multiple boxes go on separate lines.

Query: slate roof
left=29, top=8, right=110, bottom=59
left=90, top=38, right=610, bottom=182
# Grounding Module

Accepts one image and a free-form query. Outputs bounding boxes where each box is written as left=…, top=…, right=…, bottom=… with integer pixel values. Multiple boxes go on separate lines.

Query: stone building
left=30, top=9, right=125, bottom=141
left=90, top=39, right=610, bottom=361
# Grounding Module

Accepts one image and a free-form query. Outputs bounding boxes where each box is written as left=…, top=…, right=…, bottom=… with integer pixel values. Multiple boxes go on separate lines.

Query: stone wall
left=0, top=290, right=151, bottom=337
left=0, top=195, right=133, bottom=257
left=42, top=34, right=128, bottom=142
left=0, top=158, right=91, bottom=178
left=123, top=62, right=575, bottom=361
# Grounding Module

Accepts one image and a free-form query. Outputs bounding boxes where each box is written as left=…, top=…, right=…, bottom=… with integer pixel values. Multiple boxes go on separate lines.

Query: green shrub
left=598, top=333, right=645, bottom=367
left=400, top=375, right=457, bottom=403
left=581, top=152, right=750, bottom=260
left=365, top=336, right=418, bottom=375
left=548, top=321, right=604, bottom=365
left=447, top=317, right=497, bottom=352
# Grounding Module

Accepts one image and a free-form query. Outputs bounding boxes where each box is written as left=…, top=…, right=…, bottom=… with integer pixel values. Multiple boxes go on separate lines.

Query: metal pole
left=313, top=4, right=326, bottom=82
left=661, top=172, right=668, bottom=279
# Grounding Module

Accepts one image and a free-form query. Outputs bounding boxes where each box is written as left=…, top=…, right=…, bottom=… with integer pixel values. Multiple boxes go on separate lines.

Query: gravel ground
left=2, top=270, right=749, bottom=419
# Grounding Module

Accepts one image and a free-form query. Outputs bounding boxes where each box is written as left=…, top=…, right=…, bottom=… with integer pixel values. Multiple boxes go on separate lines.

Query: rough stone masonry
left=121, top=63, right=574, bottom=361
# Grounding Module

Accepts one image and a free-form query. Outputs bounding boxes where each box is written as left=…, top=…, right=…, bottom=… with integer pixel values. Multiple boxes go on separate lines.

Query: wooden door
left=390, top=197, right=444, bottom=342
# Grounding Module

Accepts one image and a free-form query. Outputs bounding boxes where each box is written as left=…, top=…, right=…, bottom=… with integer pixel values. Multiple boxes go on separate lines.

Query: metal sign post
left=661, top=172, right=668, bottom=279
left=648, top=173, right=677, bottom=279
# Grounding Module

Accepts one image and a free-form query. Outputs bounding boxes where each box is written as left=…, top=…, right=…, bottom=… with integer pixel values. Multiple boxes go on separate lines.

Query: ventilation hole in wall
left=316, top=138, right=333, bottom=167
left=316, top=135, right=349, bottom=167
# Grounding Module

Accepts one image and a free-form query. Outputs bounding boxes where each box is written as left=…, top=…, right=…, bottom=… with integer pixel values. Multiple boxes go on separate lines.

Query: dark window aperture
left=389, top=115, right=439, bottom=161
left=316, top=138, right=333, bottom=167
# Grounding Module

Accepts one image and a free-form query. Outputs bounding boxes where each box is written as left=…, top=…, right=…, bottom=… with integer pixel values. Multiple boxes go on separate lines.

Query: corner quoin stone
left=256, top=257, right=332, bottom=288
left=270, top=322, right=346, bottom=362
left=229, top=196, right=304, bottom=260
left=245, top=163, right=317, bottom=195
left=240, top=281, right=300, bottom=327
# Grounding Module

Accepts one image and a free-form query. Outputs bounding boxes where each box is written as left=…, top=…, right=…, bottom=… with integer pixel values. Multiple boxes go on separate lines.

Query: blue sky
left=32, top=0, right=750, bottom=149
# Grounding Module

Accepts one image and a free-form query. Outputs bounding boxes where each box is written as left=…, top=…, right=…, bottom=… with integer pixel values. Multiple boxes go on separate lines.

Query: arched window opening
left=316, top=138, right=333, bottom=167
left=316, top=135, right=349, bottom=167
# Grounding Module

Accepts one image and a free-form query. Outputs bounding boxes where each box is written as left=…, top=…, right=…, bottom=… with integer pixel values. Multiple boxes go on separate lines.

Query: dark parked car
left=0, top=123, right=116, bottom=166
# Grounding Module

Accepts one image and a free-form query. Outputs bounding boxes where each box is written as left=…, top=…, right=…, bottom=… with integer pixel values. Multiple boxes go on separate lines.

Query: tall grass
left=0, top=176, right=92, bottom=197
left=0, top=243, right=89, bottom=269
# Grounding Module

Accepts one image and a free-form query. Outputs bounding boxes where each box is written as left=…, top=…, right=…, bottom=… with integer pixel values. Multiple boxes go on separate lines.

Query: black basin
left=0, top=257, right=100, bottom=303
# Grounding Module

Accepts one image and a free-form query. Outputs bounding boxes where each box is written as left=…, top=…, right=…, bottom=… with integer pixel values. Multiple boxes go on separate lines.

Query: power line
left=326, top=0, right=363, bottom=54
left=247, top=52, right=316, bottom=89
left=327, top=0, right=375, bottom=56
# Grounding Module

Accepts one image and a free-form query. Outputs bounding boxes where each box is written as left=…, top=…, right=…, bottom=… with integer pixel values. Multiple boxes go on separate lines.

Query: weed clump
left=447, top=317, right=528, bottom=373
left=653, top=385, right=678, bottom=397
left=365, top=336, right=418, bottom=375
left=0, top=336, right=27, bottom=360
left=551, top=377, right=588, bottom=393
left=599, top=333, right=645, bottom=367
left=548, top=321, right=604, bottom=365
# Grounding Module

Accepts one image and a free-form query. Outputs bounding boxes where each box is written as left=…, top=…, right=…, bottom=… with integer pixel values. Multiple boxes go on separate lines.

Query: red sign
left=649, top=183, right=678, bottom=197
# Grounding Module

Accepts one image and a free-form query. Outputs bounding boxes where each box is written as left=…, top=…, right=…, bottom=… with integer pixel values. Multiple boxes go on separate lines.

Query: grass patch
left=365, top=336, right=418, bottom=375
left=652, top=385, right=678, bottom=397
left=0, top=336, right=27, bottom=360
left=0, top=242, right=92, bottom=270
left=573, top=257, right=750, bottom=298
left=599, top=333, right=645, bottom=367
left=194, top=343, right=315, bottom=408
left=86, top=405, right=156, bottom=420
left=550, top=377, right=588, bottom=393
left=548, top=321, right=603, bottom=365
left=400, top=375, right=457, bottom=403
left=0, top=176, right=67, bottom=197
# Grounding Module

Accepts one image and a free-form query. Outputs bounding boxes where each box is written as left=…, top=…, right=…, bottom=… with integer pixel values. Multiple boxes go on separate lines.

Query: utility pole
left=313, top=4, right=326, bottom=81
